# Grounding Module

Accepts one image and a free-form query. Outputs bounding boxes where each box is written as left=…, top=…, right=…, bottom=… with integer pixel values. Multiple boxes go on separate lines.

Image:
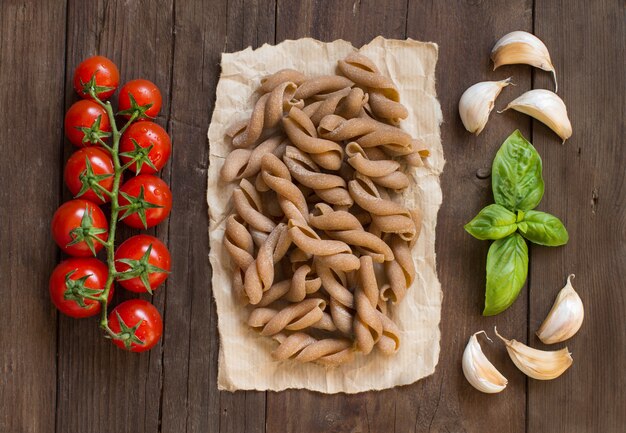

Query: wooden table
left=1, top=1, right=623, bottom=432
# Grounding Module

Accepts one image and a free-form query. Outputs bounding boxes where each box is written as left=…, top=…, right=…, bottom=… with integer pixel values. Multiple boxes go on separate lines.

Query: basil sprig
left=465, top=130, right=569, bottom=316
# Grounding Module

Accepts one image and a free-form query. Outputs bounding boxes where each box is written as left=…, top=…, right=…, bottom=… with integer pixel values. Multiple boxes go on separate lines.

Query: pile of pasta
left=220, top=53, right=429, bottom=366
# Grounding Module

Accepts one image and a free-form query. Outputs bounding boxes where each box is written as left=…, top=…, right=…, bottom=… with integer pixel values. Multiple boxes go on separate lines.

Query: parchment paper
left=207, top=37, right=444, bottom=394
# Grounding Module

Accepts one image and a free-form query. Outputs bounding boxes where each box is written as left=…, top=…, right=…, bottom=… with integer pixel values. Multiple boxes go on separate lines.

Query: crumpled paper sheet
left=207, top=36, right=444, bottom=394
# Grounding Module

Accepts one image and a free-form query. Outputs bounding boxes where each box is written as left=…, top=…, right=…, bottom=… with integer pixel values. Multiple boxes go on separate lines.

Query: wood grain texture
left=528, top=1, right=625, bottom=432
left=56, top=1, right=173, bottom=433
left=0, top=1, right=624, bottom=432
left=0, top=1, right=66, bottom=432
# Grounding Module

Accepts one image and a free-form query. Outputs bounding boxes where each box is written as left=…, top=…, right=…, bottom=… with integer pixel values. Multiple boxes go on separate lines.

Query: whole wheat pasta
left=382, top=234, right=416, bottom=304
left=272, top=332, right=354, bottom=366
left=283, top=146, right=353, bottom=207
left=293, top=75, right=354, bottom=100
left=261, top=153, right=310, bottom=224
left=243, top=223, right=288, bottom=305
left=232, top=178, right=276, bottom=234
left=337, top=52, right=408, bottom=122
left=309, top=203, right=393, bottom=263
left=227, top=81, right=302, bottom=148
left=220, top=135, right=283, bottom=182
left=248, top=298, right=329, bottom=336
left=348, top=174, right=416, bottom=241
left=353, top=255, right=384, bottom=354
left=345, top=142, right=409, bottom=191
left=260, top=69, right=307, bottom=93
left=220, top=52, right=427, bottom=366
left=282, top=107, right=344, bottom=170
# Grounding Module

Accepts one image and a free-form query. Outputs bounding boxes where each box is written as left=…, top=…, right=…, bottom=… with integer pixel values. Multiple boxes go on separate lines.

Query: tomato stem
left=88, top=89, right=136, bottom=340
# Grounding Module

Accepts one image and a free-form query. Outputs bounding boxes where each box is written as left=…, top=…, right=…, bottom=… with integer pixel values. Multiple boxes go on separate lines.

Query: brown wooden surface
left=0, top=0, right=623, bottom=432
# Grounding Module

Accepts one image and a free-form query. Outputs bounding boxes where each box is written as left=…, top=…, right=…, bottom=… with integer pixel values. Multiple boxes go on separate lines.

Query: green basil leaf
left=517, top=210, right=569, bottom=246
left=484, top=233, right=528, bottom=316
left=464, top=204, right=518, bottom=240
left=492, top=130, right=544, bottom=212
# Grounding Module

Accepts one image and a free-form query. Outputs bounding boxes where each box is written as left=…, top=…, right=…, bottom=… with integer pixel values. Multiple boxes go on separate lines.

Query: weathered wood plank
left=0, top=1, right=66, bottom=432
left=158, top=1, right=275, bottom=433
left=268, top=2, right=408, bottom=432
left=55, top=1, right=173, bottom=432
left=401, top=1, right=533, bottom=432
left=528, top=1, right=625, bottom=432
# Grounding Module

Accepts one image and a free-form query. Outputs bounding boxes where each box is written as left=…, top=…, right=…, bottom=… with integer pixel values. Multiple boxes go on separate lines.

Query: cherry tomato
left=119, top=122, right=171, bottom=174
left=114, top=235, right=170, bottom=293
left=51, top=199, right=108, bottom=257
left=49, top=258, right=112, bottom=318
left=118, top=175, right=172, bottom=229
left=108, top=300, right=163, bottom=352
left=118, top=79, right=162, bottom=120
left=64, top=100, right=111, bottom=147
left=64, top=147, right=114, bottom=204
left=73, top=56, right=119, bottom=101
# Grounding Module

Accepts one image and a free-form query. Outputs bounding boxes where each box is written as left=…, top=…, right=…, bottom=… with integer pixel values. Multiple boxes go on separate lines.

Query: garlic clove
left=459, top=78, right=513, bottom=135
left=537, top=274, right=584, bottom=344
left=494, top=327, right=573, bottom=380
left=462, top=331, right=508, bottom=393
left=500, top=89, right=572, bottom=143
left=491, top=31, right=558, bottom=92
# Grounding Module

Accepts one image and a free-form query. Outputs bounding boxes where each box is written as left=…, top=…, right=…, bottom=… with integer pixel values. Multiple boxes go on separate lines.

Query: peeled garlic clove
left=491, top=31, right=558, bottom=92
left=462, top=331, right=508, bottom=393
left=500, top=89, right=572, bottom=143
left=459, top=78, right=512, bottom=135
left=494, top=327, right=572, bottom=380
left=537, top=274, right=584, bottom=344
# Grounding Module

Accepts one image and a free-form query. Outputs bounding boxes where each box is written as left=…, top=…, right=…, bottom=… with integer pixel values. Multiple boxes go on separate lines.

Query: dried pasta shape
left=293, top=75, right=354, bottom=100
left=376, top=312, right=401, bottom=355
left=244, top=223, right=287, bottom=305
left=223, top=214, right=255, bottom=271
left=232, top=178, right=276, bottom=234
left=261, top=153, right=310, bottom=224
left=309, top=203, right=393, bottom=263
left=287, top=219, right=351, bottom=257
left=257, top=280, right=292, bottom=307
left=283, top=145, right=353, bottom=207
left=260, top=69, right=307, bottom=93
left=282, top=107, right=344, bottom=170
left=329, top=296, right=354, bottom=335
left=227, top=81, right=301, bottom=148
left=338, top=52, right=408, bottom=122
left=248, top=298, right=328, bottom=336
left=220, top=136, right=283, bottom=182
left=354, top=256, right=384, bottom=354
left=382, top=235, right=416, bottom=304
left=272, top=332, right=354, bottom=366
left=285, top=264, right=322, bottom=302
left=346, top=142, right=409, bottom=191
left=315, top=260, right=354, bottom=309
left=348, top=174, right=416, bottom=241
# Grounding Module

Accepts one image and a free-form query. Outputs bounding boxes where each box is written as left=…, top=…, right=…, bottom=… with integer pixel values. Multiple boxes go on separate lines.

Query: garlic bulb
left=491, top=31, right=558, bottom=92
left=500, top=89, right=572, bottom=143
left=494, top=327, right=572, bottom=380
left=459, top=78, right=512, bottom=135
left=537, top=274, right=584, bottom=344
left=462, top=331, right=508, bottom=393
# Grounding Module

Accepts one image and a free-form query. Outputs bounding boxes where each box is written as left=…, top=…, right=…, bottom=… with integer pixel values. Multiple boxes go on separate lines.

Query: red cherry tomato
left=51, top=199, right=108, bottom=257
left=118, top=79, right=162, bottom=120
left=119, top=122, right=171, bottom=174
left=64, top=100, right=111, bottom=147
left=108, top=300, right=163, bottom=352
left=73, top=56, right=120, bottom=101
left=118, top=175, right=172, bottom=229
left=49, top=258, right=112, bottom=318
left=64, top=147, right=114, bottom=204
left=114, top=235, right=171, bottom=293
